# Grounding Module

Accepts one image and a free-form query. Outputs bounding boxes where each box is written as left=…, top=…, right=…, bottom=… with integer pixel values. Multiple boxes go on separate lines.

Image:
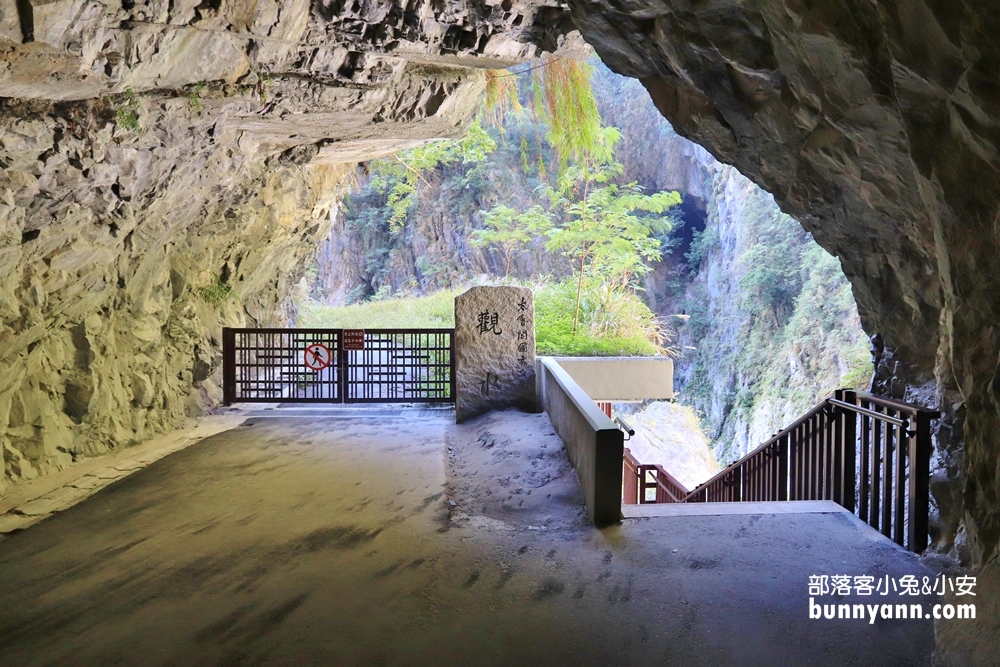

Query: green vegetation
left=188, top=82, right=207, bottom=111
left=685, top=226, right=718, bottom=273
left=675, top=175, right=871, bottom=462
left=297, top=57, right=871, bottom=464
left=197, top=281, right=236, bottom=312
left=297, top=279, right=669, bottom=357
left=114, top=87, right=142, bottom=136
left=254, top=73, right=272, bottom=103
left=369, top=119, right=497, bottom=230
left=308, top=57, right=681, bottom=357
left=480, top=56, right=681, bottom=335
left=537, top=158, right=679, bottom=331
left=533, top=280, right=667, bottom=356
left=298, top=289, right=459, bottom=329
left=530, top=55, right=606, bottom=170
left=470, top=205, right=551, bottom=277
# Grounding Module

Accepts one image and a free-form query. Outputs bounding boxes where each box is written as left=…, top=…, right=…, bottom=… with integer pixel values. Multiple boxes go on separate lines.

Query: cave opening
left=1, top=2, right=996, bottom=662
left=299, top=59, right=872, bottom=481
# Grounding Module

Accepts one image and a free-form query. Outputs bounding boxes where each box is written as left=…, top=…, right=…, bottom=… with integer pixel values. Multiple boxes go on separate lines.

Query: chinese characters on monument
left=455, top=286, right=537, bottom=422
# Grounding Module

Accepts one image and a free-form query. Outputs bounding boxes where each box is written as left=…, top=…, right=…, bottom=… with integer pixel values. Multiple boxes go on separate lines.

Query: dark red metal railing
left=222, top=328, right=455, bottom=405
left=622, top=390, right=939, bottom=553
left=623, top=448, right=689, bottom=504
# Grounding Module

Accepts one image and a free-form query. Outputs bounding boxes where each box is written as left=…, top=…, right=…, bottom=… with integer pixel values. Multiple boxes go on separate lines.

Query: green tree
left=470, top=204, right=551, bottom=277
left=369, top=119, right=497, bottom=230
left=540, top=155, right=681, bottom=332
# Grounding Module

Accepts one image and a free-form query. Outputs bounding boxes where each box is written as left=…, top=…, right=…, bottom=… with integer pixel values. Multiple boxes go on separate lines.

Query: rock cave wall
left=565, top=0, right=999, bottom=564
left=0, top=0, right=574, bottom=492
left=1, top=0, right=998, bottom=659
left=559, top=2, right=998, bottom=658
left=3, top=0, right=998, bottom=603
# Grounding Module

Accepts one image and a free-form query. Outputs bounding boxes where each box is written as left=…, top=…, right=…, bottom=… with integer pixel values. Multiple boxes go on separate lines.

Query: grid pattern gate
left=345, top=330, right=454, bottom=402
left=223, top=328, right=455, bottom=405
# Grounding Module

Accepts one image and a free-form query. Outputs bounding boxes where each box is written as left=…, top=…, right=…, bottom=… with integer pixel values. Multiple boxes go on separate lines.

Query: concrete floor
left=0, top=408, right=938, bottom=666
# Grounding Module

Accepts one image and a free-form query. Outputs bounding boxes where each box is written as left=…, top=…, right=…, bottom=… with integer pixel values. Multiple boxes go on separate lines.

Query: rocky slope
left=308, top=118, right=569, bottom=304
left=673, top=163, right=870, bottom=463
left=0, top=0, right=572, bottom=492
left=306, top=62, right=713, bottom=304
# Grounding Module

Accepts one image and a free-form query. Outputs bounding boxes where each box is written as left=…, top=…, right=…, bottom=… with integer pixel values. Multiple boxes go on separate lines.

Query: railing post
left=449, top=330, right=457, bottom=402
left=831, top=395, right=842, bottom=505
left=894, top=409, right=908, bottom=547
left=859, top=401, right=870, bottom=523
left=907, top=410, right=934, bottom=553
left=869, top=400, right=882, bottom=531
left=881, top=409, right=894, bottom=539
left=623, top=449, right=638, bottom=505
left=336, top=329, right=346, bottom=403
left=841, top=390, right=857, bottom=513
left=778, top=433, right=789, bottom=501
left=222, top=327, right=235, bottom=406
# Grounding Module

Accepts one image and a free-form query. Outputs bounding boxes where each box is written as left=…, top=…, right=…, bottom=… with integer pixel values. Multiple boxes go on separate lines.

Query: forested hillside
left=298, top=61, right=872, bottom=464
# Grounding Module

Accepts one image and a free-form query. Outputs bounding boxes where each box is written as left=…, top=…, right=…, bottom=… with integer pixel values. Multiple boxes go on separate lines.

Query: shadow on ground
left=0, top=409, right=936, bottom=666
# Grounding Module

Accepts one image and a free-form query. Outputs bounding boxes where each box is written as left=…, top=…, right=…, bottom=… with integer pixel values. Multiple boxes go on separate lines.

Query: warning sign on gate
left=343, top=329, right=365, bottom=350
left=303, top=342, right=332, bottom=371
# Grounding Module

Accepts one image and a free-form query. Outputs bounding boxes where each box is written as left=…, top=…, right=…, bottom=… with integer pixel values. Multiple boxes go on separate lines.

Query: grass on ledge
left=297, top=289, right=460, bottom=329
left=296, top=282, right=664, bottom=357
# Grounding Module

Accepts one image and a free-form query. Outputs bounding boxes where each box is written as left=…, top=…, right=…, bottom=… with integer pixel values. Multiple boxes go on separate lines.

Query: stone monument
left=454, top=286, right=536, bottom=422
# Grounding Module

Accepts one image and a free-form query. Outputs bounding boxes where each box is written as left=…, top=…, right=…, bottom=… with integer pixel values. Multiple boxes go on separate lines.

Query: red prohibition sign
left=303, top=342, right=332, bottom=371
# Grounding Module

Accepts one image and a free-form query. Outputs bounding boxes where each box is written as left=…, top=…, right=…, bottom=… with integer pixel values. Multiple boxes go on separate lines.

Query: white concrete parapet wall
left=536, top=357, right=624, bottom=526
left=454, top=286, right=537, bottom=423
left=551, top=357, right=674, bottom=401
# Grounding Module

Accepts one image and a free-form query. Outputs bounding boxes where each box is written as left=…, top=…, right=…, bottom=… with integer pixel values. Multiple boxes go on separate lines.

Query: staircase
left=621, top=390, right=939, bottom=553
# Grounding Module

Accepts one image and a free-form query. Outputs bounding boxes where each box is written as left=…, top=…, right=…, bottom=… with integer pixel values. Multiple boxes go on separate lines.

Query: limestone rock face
left=3, top=0, right=998, bottom=585
left=564, top=0, right=1000, bottom=566
left=454, top=286, right=536, bottom=422
left=0, top=1, right=568, bottom=492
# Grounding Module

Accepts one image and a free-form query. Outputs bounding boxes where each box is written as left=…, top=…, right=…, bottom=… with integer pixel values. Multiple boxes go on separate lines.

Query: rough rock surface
left=3, top=1, right=999, bottom=659
left=569, top=0, right=1000, bottom=565
left=455, top=286, right=536, bottom=422
left=614, top=400, right=718, bottom=491
left=0, top=0, right=569, bottom=492
left=559, top=2, right=1000, bottom=658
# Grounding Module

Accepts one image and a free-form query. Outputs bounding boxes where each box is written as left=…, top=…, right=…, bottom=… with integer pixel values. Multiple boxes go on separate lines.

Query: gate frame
left=222, top=327, right=456, bottom=405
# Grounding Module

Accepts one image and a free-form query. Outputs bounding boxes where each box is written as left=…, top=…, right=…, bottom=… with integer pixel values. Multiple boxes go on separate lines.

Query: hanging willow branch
left=531, top=54, right=609, bottom=171
left=482, top=69, right=522, bottom=128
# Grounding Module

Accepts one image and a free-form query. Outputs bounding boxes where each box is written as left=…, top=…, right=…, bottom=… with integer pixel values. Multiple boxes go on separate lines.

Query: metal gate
left=221, top=328, right=455, bottom=405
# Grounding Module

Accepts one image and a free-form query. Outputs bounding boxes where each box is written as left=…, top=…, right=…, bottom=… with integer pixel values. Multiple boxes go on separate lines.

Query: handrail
left=651, top=465, right=688, bottom=503
left=624, top=448, right=641, bottom=472
left=633, top=389, right=939, bottom=553
left=828, top=398, right=907, bottom=428
left=623, top=448, right=689, bottom=504
left=614, top=416, right=635, bottom=438
left=853, top=390, right=940, bottom=415
left=681, top=400, right=829, bottom=500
